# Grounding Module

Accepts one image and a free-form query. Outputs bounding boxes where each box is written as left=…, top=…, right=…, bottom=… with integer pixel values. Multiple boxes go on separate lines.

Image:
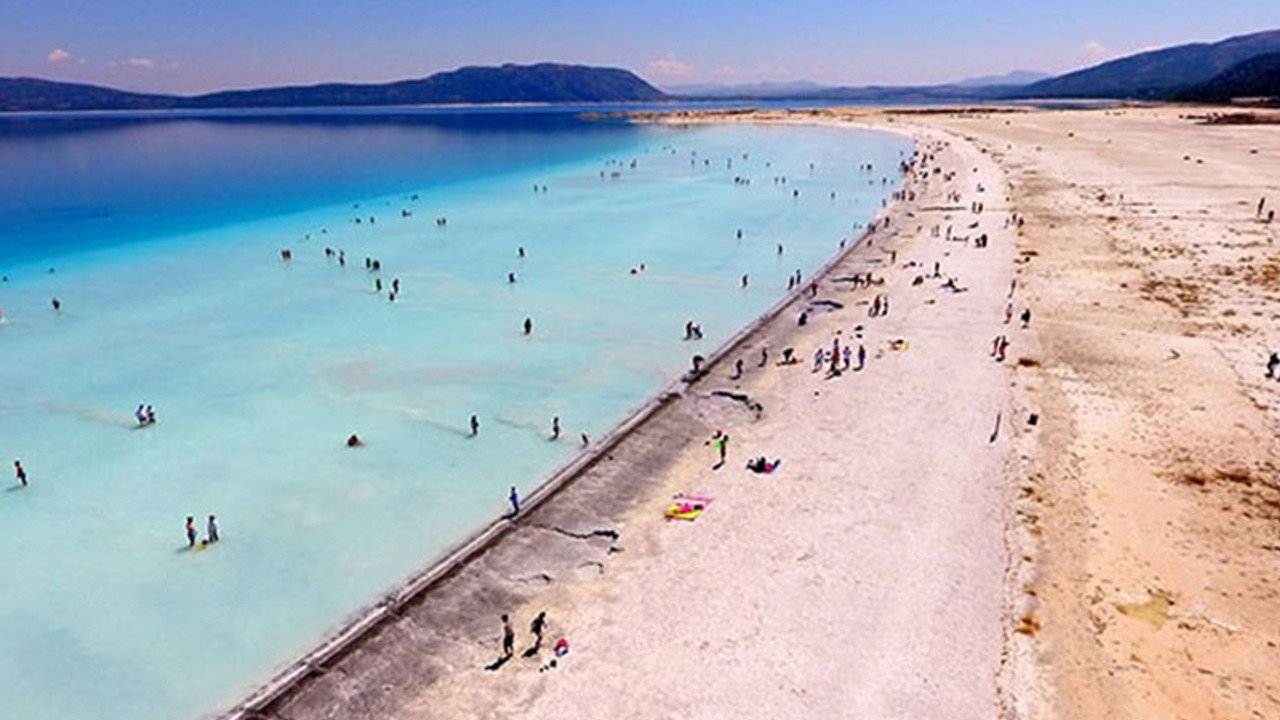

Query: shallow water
left=0, top=110, right=910, bottom=720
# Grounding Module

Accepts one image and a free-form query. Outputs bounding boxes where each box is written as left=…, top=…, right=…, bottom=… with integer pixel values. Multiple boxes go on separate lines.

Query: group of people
left=185, top=514, right=220, bottom=550
left=134, top=404, right=157, bottom=426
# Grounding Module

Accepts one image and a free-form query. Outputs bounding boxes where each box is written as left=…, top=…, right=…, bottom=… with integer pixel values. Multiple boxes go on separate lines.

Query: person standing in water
left=14, top=459, right=27, bottom=487
left=207, top=515, right=220, bottom=543
left=185, top=516, right=197, bottom=548
left=551, top=416, right=561, bottom=440
left=523, top=317, right=533, bottom=335
left=470, top=415, right=480, bottom=436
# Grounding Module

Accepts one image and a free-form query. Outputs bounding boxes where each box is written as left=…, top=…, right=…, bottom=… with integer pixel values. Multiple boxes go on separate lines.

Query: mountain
left=0, top=77, right=172, bottom=112
left=0, top=63, right=667, bottom=112
left=954, top=70, right=1049, bottom=88
left=1018, top=28, right=1280, bottom=99
left=186, top=63, right=666, bottom=108
left=663, top=81, right=833, bottom=98
left=1177, top=51, right=1280, bottom=102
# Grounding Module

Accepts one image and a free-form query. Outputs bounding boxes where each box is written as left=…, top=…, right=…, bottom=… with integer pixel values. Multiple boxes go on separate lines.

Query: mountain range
left=3, top=28, right=1279, bottom=112
left=0, top=63, right=665, bottom=112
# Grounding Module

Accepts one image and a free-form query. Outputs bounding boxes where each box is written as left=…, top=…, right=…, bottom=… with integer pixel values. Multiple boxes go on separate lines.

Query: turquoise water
left=0, top=110, right=910, bottom=720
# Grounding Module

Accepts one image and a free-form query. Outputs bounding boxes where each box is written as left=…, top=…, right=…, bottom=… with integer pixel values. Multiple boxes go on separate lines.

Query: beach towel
left=665, top=502, right=705, bottom=521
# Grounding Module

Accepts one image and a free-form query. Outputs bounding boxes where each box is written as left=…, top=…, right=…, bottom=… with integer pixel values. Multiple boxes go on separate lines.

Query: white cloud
left=124, top=57, right=157, bottom=69
left=48, top=48, right=70, bottom=63
left=1082, top=41, right=1109, bottom=61
left=646, top=54, right=694, bottom=79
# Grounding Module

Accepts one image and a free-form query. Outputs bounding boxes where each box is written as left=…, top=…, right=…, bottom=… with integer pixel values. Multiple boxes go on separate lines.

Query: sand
left=227, top=106, right=1280, bottom=720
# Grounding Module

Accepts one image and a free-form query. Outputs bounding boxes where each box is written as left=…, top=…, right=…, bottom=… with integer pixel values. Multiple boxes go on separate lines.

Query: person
left=1267, top=351, right=1280, bottom=379
left=145, top=405, right=156, bottom=424
left=135, top=404, right=148, bottom=425
left=733, top=358, right=744, bottom=380
left=523, top=317, right=533, bottom=335
left=470, top=414, right=480, bottom=436
left=346, top=433, right=363, bottom=447
left=741, top=274, right=749, bottom=289
left=551, top=416, right=561, bottom=440
left=207, top=515, right=220, bottom=543
left=759, top=346, right=769, bottom=367
left=509, top=486, right=520, bottom=516
left=51, top=297, right=61, bottom=311
left=1020, top=308, right=1032, bottom=328
left=1004, top=302, right=1014, bottom=324
left=856, top=344, right=867, bottom=371
left=707, top=429, right=729, bottom=468
left=554, top=637, right=570, bottom=657
left=185, top=516, right=197, bottom=548
left=518, top=246, right=526, bottom=258
left=580, top=433, right=590, bottom=447
left=812, top=347, right=824, bottom=373
left=508, top=272, right=516, bottom=284
left=14, top=459, right=27, bottom=487
left=530, top=611, right=547, bottom=650
left=502, top=614, right=515, bottom=659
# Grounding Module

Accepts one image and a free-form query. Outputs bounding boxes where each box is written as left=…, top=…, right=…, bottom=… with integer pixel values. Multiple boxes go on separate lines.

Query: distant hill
left=0, top=77, right=172, bottom=111
left=0, top=63, right=667, bottom=112
left=663, top=81, right=833, bottom=98
left=1177, top=51, right=1280, bottom=102
left=954, top=70, right=1049, bottom=88
left=1017, top=28, right=1280, bottom=99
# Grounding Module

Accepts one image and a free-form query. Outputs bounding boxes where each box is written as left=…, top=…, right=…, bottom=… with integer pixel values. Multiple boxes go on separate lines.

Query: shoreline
left=225, top=110, right=1024, bottom=720
left=217, top=116, right=915, bottom=720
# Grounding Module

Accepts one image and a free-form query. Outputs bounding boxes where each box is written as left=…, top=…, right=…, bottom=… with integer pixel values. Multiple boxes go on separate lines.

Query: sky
left=1, top=0, right=1278, bottom=94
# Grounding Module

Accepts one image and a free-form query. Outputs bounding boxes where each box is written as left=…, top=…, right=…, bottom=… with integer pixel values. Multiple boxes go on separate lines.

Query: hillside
left=1017, top=28, right=1280, bottom=99
left=0, top=63, right=667, bottom=112
left=0, top=77, right=172, bottom=112
left=1178, top=51, right=1280, bottom=102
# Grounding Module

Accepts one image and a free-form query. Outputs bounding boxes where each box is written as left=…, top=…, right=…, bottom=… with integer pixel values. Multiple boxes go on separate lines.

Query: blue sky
left=2, top=0, right=1277, bottom=94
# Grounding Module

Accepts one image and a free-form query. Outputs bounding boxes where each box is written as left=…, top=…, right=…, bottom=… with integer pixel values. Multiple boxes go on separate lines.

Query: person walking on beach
left=207, top=515, right=220, bottom=543
left=501, top=614, right=516, bottom=659
left=708, top=429, right=729, bottom=469
left=14, top=459, right=27, bottom=487
left=508, top=486, right=520, bottom=516
left=185, top=516, right=197, bottom=548
left=530, top=610, right=547, bottom=651
left=856, top=343, right=867, bottom=371
left=1266, top=351, right=1279, bottom=379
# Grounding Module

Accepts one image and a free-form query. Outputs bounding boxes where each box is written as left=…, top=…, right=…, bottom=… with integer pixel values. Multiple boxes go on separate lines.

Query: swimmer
left=51, top=297, right=61, bottom=311
left=346, top=433, right=363, bottom=447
